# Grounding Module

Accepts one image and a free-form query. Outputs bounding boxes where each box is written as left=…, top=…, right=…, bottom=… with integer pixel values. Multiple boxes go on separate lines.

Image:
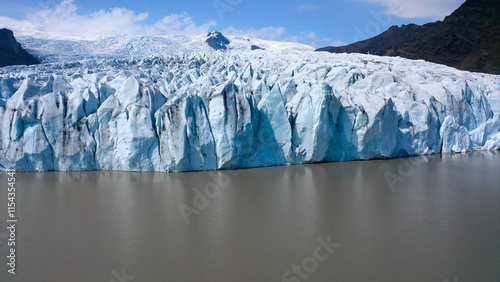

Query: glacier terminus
left=0, top=34, right=499, bottom=172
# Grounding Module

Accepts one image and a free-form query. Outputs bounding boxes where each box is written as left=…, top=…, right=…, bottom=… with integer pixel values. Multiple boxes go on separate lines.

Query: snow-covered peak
left=206, top=31, right=231, bottom=51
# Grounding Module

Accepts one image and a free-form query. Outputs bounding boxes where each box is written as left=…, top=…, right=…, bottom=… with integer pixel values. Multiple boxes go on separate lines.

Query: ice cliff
left=0, top=51, right=499, bottom=171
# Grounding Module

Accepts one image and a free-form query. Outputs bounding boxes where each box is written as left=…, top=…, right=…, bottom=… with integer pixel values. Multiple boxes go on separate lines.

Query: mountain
left=206, top=31, right=230, bottom=51
left=205, top=31, right=266, bottom=51
left=317, top=23, right=437, bottom=55
left=317, top=0, right=500, bottom=74
left=0, top=28, right=39, bottom=67
left=0, top=51, right=498, bottom=172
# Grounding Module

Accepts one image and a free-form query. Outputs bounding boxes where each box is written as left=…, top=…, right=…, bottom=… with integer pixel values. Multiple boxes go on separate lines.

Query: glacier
left=14, top=33, right=315, bottom=64
left=0, top=50, right=499, bottom=172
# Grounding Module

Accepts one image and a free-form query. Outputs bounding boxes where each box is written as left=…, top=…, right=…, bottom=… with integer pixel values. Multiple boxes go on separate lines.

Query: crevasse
left=0, top=51, right=499, bottom=172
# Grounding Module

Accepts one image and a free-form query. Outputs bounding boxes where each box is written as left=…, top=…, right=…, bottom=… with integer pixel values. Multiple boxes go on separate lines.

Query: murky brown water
left=1, top=152, right=499, bottom=281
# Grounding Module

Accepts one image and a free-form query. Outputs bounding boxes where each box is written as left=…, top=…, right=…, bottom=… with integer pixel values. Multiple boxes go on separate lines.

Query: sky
left=0, top=0, right=466, bottom=47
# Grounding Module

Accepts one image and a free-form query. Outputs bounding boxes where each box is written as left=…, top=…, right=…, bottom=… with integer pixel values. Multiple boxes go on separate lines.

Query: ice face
left=0, top=51, right=499, bottom=172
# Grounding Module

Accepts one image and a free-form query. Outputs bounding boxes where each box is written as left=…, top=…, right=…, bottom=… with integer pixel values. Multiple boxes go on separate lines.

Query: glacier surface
left=0, top=50, right=499, bottom=172
left=15, top=33, right=315, bottom=63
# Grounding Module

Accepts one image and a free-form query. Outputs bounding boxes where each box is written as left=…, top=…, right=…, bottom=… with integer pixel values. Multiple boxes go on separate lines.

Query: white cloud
left=331, top=40, right=347, bottom=47
left=354, top=0, right=465, bottom=19
left=248, top=26, right=286, bottom=40
left=148, top=13, right=216, bottom=36
left=222, top=26, right=286, bottom=41
left=306, top=32, right=318, bottom=40
left=222, top=27, right=335, bottom=48
left=0, top=0, right=216, bottom=37
left=301, top=31, right=335, bottom=48
left=221, top=26, right=246, bottom=36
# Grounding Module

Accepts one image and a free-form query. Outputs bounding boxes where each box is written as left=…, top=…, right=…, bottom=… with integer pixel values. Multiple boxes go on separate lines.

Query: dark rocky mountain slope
left=0, top=28, right=40, bottom=68
left=317, top=0, right=500, bottom=74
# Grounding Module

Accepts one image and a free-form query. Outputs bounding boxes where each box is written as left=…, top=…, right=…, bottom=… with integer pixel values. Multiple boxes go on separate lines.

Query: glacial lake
left=0, top=152, right=499, bottom=281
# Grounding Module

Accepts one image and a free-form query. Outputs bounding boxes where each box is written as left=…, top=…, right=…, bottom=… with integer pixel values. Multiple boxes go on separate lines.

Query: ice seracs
left=0, top=50, right=499, bottom=172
